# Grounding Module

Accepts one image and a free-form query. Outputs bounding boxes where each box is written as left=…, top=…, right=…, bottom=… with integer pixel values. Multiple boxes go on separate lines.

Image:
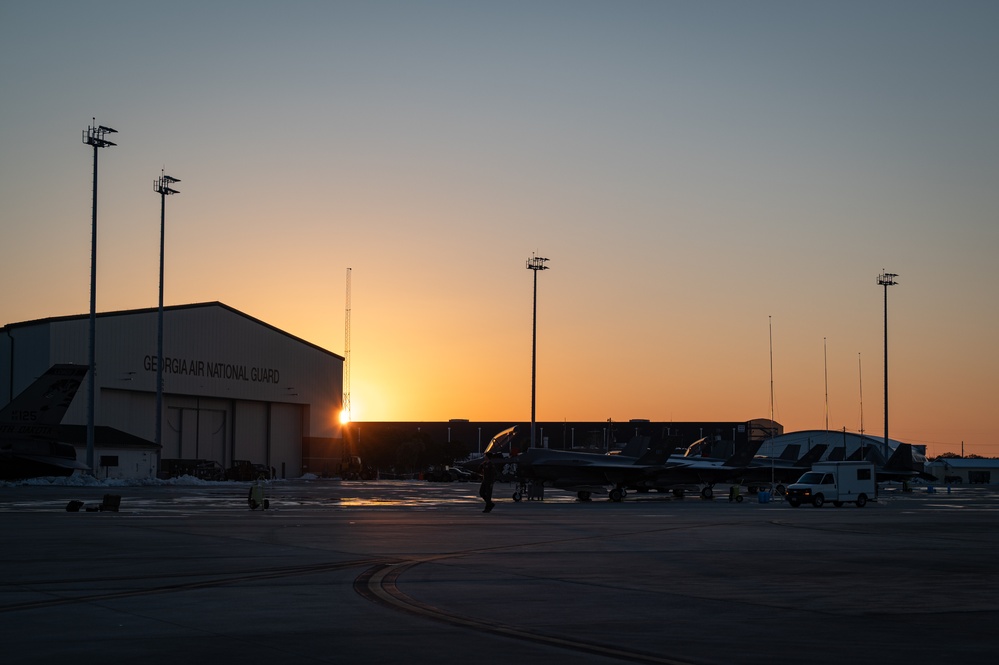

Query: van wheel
left=856, top=494, right=867, bottom=508
left=512, top=491, right=522, bottom=502
left=812, top=493, right=825, bottom=508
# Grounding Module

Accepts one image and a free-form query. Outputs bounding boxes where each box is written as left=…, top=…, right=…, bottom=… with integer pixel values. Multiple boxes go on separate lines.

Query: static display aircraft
left=0, top=364, right=90, bottom=479
left=874, top=442, right=937, bottom=483
left=478, top=425, right=680, bottom=501
left=733, top=443, right=829, bottom=494
left=481, top=426, right=781, bottom=502
left=628, top=438, right=766, bottom=499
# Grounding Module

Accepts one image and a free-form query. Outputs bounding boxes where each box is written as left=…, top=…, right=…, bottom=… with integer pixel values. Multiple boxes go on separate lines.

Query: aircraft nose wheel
left=609, top=488, right=626, bottom=502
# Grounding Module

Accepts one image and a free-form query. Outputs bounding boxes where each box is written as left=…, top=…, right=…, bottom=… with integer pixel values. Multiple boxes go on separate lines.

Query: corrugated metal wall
left=2, top=303, right=342, bottom=478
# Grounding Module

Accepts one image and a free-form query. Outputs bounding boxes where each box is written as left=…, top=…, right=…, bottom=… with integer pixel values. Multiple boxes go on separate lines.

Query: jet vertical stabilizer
left=0, top=364, right=90, bottom=479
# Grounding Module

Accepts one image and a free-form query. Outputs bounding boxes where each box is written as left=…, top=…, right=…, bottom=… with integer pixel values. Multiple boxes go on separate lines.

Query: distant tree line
left=932, top=452, right=995, bottom=460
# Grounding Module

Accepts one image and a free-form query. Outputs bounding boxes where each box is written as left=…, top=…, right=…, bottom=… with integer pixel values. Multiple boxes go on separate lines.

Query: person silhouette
left=479, top=455, right=496, bottom=513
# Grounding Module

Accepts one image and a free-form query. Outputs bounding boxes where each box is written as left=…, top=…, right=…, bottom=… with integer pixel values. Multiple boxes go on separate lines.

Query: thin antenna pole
left=824, top=337, right=829, bottom=434
left=858, top=352, right=864, bottom=434
left=769, top=316, right=775, bottom=487
left=859, top=352, right=865, bottom=458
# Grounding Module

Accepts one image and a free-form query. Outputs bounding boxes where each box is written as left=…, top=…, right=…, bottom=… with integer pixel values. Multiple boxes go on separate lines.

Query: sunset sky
left=2, top=1, right=997, bottom=458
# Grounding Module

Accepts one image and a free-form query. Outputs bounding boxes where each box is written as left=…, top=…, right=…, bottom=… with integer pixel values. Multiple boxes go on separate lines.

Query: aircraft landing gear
left=577, top=490, right=592, bottom=502
left=700, top=485, right=714, bottom=500
left=609, top=487, right=627, bottom=502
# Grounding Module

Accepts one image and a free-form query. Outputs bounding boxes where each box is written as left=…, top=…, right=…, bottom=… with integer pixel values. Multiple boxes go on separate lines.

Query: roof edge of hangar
left=2, top=301, right=343, bottom=361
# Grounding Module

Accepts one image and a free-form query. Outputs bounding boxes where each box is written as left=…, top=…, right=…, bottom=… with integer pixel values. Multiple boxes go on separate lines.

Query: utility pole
left=153, top=171, right=180, bottom=453
left=526, top=254, right=549, bottom=449
left=82, top=119, right=116, bottom=475
left=877, top=271, right=898, bottom=452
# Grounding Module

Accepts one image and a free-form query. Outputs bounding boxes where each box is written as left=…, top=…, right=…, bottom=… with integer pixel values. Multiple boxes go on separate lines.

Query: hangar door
left=270, top=403, right=304, bottom=478
left=166, top=405, right=227, bottom=463
left=232, top=402, right=305, bottom=477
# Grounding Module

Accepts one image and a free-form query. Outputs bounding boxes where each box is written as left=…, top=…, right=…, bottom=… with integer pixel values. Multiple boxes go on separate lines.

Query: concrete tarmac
left=1, top=480, right=996, bottom=665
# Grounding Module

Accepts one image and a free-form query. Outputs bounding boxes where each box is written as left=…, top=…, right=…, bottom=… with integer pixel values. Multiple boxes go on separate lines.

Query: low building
left=925, top=458, right=999, bottom=485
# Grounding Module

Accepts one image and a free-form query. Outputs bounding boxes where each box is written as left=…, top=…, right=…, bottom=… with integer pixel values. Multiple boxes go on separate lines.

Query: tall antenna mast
left=769, top=316, right=775, bottom=487
left=858, top=352, right=865, bottom=458
left=343, top=267, right=351, bottom=423
left=824, top=337, right=829, bottom=434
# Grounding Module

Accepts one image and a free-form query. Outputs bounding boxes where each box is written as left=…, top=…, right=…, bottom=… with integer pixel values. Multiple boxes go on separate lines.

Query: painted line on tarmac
left=355, top=561, right=698, bottom=665
left=1, top=558, right=389, bottom=613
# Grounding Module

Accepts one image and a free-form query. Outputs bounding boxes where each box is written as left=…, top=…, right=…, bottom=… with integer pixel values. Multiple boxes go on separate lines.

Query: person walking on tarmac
left=248, top=475, right=269, bottom=510
left=479, top=454, right=496, bottom=513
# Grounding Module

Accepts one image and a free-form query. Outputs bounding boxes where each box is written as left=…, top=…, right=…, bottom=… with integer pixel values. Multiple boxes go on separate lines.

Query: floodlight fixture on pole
left=82, top=119, right=117, bottom=475
left=877, top=270, right=898, bottom=453
left=526, top=254, right=549, bottom=449
left=153, top=171, right=180, bottom=451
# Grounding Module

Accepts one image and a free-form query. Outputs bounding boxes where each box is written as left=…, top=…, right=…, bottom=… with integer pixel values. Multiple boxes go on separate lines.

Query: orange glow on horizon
left=2, top=3, right=996, bottom=465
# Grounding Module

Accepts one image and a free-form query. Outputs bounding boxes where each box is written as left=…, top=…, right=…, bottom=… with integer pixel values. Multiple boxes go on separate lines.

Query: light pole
left=526, top=254, right=549, bottom=449
left=153, top=171, right=180, bottom=452
left=877, top=271, right=898, bottom=452
left=82, top=120, right=117, bottom=475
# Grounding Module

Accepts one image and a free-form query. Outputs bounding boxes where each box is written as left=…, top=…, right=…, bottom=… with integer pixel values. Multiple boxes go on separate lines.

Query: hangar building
left=1, top=302, right=343, bottom=479
left=762, top=430, right=927, bottom=467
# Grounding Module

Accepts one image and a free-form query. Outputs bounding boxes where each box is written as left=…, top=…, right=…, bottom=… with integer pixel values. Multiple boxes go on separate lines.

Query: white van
left=786, top=461, right=876, bottom=508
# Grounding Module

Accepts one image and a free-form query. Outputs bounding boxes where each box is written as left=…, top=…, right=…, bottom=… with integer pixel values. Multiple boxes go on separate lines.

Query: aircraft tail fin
left=723, top=439, right=764, bottom=468
left=846, top=446, right=863, bottom=461
left=884, top=443, right=916, bottom=472
left=618, top=435, right=649, bottom=458
left=778, top=444, right=801, bottom=461
left=827, top=446, right=846, bottom=461
left=863, top=445, right=887, bottom=465
left=0, top=365, right=88, bottom=434
left=794, top=444, right=828, bottom=467
left=636, top=442, right=674, bottom=466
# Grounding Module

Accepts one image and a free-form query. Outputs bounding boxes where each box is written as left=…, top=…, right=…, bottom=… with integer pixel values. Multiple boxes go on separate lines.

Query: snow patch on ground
left=0, top=473, right=299, bottom=488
